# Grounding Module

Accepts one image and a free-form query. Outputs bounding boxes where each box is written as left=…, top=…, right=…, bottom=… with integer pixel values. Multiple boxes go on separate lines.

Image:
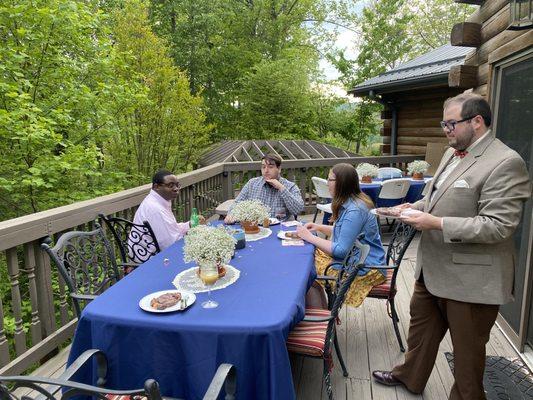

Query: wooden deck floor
left=26, top=219, right=520, bottom=400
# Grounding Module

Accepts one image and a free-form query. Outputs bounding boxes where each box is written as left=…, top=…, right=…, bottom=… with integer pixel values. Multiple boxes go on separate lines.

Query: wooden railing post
left=6, top=247, right=27, bottom=356
left=222, top=171, right=233, bottom=201
left=34, top=241, right=56, bottom=337
left=0, top=297, right=10, bottom=366
left=23, top=243, right=42, bottom=345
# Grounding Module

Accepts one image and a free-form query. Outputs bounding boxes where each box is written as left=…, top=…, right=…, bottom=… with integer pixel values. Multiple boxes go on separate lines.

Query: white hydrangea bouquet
left=407, top=160, right=430, bottom=179
left=183, top=225, right=236, bottom=266
left=356, top=163, right=379, bottom=183
left=228, top=199, right=270, bottom=234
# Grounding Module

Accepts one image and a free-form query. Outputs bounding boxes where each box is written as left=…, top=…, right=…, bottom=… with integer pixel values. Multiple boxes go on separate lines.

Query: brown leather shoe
left=372, top=370, right=403, bottom=387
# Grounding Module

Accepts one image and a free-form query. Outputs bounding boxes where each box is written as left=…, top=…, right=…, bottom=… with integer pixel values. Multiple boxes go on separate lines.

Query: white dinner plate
left=139, top=290, right=196, bottom=313
left=260, top=217, right=280, bottom=226
left=370, top=208, right=422, bottom=219
left=277, top=231, right=299, bottom=240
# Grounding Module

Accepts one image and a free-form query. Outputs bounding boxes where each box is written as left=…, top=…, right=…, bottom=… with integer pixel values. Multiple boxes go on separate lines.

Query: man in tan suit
left=372, top=93, right=532, bottom=400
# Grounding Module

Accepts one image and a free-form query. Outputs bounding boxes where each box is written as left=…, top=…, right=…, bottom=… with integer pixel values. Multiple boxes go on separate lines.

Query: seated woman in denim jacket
left=297, top=163, right=386, bottom=307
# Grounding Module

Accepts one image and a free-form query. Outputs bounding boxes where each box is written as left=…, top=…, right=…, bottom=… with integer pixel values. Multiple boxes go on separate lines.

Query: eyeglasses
left=440, top=116, right=476, bottom=131
left=327, top=178, right=336, bottom=182
left=160, top=182, right=181, bottom=189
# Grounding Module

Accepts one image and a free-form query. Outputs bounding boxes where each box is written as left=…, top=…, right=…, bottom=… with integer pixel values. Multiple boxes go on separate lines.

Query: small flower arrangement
left=229, top=200, right=270, bottom=223
left=356, top=163, right=379, bottom=182
left=183, top=225, right=236, bottom=266
left=407, top=160, right=430, bottom=175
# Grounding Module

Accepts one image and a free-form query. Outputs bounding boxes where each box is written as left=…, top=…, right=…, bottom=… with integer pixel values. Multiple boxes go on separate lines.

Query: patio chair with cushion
left=41, top=226, right=121, bottom=317
left=99, top=213, right=161, bottom=270
left=287, top=238, right=370, bottom=400
left=311, top=176, right=332, bottom=223
left=0, top=349, right=236, bottom=400
left=377, top=167, right=403, bottom=180
left=366, top=221, right=417, bottom=352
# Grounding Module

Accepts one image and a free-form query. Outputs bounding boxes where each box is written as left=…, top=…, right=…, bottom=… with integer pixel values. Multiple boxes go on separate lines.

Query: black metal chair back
left=0, top=349, right=237, bottom=400
left=41, top=226, right=120, bottom=317
left=99, top=214, right=161, bottom=265
left=384, top=221, right=417, bottom=293
left=364, top=221, right=417, bottom=352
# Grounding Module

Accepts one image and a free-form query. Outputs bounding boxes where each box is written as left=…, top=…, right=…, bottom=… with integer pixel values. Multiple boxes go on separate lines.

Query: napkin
left=282, top=239, right=305, bottom=246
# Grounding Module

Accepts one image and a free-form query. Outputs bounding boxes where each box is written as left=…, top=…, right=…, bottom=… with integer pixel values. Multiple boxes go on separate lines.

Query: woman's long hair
left=330, top=163, right=374, bottom=221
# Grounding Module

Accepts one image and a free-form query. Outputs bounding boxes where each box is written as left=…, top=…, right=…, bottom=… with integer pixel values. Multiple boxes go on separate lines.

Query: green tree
left=106, top=0, right=211, bottom=181
left=237, top=57, right=319, bottom=139
left=0, top=0, right=126, bottom=218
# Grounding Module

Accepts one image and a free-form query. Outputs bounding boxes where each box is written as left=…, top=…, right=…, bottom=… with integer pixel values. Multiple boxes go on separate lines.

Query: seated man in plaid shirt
left=224, top=154, right=304, bottom=223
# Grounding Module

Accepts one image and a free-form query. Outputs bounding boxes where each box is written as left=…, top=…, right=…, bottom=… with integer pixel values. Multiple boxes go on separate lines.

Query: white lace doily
left=172, top=264, right=240, bottom=293
left=245, top=227, right=272, bottom=242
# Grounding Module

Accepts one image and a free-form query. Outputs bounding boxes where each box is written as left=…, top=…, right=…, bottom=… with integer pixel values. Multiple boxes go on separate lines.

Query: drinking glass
left=199, top=264, right=219, bottom=308
left=276, top=207, right=288, bottom=234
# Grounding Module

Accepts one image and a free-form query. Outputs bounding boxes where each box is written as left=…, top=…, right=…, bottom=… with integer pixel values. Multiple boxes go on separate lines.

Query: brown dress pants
left=392, top=280, right=499, bottom=400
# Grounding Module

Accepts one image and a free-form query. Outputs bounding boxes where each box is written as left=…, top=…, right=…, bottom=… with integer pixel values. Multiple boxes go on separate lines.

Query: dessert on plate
left=150, top=292, right=182, bottom=310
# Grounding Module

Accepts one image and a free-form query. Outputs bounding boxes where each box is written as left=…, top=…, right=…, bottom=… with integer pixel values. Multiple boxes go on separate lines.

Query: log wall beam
left=451, top=22, right=482, bottom=47
left=449, top=65, right=479, bottom=88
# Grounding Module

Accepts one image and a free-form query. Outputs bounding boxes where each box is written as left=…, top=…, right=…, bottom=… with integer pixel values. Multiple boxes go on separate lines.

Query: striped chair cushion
left=106, top=395, right=146, bottom=400
left=368, top=268, right=395, bottom=298
left=287, top=308, right=331, bottom=357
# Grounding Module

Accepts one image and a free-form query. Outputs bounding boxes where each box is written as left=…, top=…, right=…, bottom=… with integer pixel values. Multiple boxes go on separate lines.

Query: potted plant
left=356, top=163, right=379, bottom=183
left=407, top=160, right=430, bottom=180
left=184, top=225, right=236, bottom=277
left=228, top=200, right=270, bottom=234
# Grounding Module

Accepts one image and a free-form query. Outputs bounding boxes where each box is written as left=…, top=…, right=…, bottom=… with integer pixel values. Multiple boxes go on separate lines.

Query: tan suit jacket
left=411, top=133, right=531, bottom=304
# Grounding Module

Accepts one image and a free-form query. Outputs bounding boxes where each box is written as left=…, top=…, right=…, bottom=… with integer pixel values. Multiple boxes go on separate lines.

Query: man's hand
left=265, top=178, right=285, bottom=191
left=224, top=215, right=236, bottom=224
left=400, top=212, right=442, bottom=231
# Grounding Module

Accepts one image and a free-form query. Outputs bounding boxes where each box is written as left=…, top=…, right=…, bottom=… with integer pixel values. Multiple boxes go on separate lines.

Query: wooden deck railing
left=0, top=154, right=422, bottom=375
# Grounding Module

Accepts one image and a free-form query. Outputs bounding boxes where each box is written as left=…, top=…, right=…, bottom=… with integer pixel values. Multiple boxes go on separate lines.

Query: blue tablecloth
left=67, top=224, right=316, bottom=400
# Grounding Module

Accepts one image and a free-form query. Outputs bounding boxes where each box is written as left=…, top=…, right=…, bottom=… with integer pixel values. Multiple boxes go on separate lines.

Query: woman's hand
left=296, top=225, right=314, bottom=241
left=303, top=222, right=318, bottom=232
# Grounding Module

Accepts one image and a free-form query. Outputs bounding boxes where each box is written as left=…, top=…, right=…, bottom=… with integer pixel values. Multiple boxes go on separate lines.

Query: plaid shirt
left=231, top=176, right=304, bottom=217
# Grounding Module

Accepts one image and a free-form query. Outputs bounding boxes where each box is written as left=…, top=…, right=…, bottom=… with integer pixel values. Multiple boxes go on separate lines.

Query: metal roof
left=349, top=44, right=472, bottom=96
left=198, top=140, right=358, bottom=166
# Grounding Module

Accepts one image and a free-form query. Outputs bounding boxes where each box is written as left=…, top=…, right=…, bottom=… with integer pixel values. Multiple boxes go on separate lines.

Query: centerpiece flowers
left=356, top=163, right=379, bottom=183
left=228, top=200, right=270, bottom=234
left=184, top=225, right=236, bottom=276
left=407, top=160, right=430, bottom=180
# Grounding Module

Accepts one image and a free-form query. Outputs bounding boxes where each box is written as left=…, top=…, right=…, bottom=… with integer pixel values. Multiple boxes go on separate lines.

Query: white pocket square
left=453, top=179, right=470, bottom=188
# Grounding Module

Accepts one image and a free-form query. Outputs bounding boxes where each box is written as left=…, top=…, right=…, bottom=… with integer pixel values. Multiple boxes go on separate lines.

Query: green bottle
left=190, top=207, right=200, bottom=228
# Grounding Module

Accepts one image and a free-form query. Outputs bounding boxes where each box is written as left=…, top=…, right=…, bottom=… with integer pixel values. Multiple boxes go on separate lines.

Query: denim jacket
left=331, top=198, right=385, bottom=276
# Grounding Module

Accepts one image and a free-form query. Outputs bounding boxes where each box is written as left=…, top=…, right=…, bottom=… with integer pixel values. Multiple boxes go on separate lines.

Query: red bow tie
left=454, top=150, right=468, bottom=159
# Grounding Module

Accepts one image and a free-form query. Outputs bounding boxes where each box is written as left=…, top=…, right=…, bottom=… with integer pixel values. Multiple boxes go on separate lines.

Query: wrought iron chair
left=0, top=349, right=237, bottom=400
left=41, top=226, right=121, bottom=317
left=287, top=239, right=370, bottom=400
left=99, top=213, right=161, bottom=270
left=366, top=221, right=417, bottom=352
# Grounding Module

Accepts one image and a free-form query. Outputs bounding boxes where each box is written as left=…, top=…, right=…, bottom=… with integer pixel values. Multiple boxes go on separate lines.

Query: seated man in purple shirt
left=133, top=170, right=202, bottom=253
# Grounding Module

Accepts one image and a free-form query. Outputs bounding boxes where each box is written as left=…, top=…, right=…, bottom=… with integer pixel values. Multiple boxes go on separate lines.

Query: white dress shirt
left=133, top=190, right=190, bottom=251
left=430, top=129, right=492, bottom=203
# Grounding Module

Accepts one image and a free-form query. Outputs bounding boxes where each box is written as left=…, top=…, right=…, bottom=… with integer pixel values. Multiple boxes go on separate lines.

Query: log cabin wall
left=379, top=86, right=464, bottom=155
left=451, top=0, right=533, bottom=98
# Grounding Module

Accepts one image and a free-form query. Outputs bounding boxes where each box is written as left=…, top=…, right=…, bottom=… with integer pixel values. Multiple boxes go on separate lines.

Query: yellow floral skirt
left=315, top=248, right=386, bottom=308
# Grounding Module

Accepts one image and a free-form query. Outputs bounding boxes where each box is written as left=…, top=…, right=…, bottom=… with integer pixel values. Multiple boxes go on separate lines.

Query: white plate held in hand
left=139, top=290, right=196, bottom=313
